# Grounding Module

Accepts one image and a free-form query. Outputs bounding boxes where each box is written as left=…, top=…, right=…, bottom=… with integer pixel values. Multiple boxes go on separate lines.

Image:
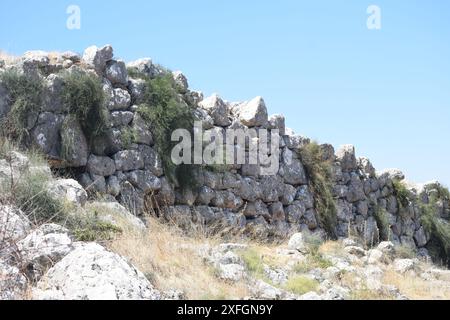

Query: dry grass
left=382, top=269, right=450, bottom=300
left=319, top=240, right=344, bottom=256
left=107, top=216, right=249, bottom=300
left=0, top=50, right=20, bottom=65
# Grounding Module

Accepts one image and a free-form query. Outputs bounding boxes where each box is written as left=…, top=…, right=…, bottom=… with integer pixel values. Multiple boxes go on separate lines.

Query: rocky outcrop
left=1, top=45, right=449, bottom=260
left=33, top=242, right=161, bottom=300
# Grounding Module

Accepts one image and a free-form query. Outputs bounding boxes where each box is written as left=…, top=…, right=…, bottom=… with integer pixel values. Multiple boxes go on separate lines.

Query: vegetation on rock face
left=298, top=142, right=337, bottom=238
left=420, top=185, right=450, bottom=267
left=0, top=69, right=44, bottom=143
left=390, top=179, right=450, bottom=266
left=134, top=71, right=200, bottom=190
left=283, top=275, right=319, bottom=295
left=392, top=180, right=413, bottom=209
left=60, top=70, right=109, bottom=145
left=0, top=137, right=121, bottom=241
left=373, top=204, right=390, bottom=241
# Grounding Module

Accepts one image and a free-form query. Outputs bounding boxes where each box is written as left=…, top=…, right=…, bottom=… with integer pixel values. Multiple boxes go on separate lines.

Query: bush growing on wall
left=298, top=142, right=338, bottom=238
left=136, top=72, right=200, bottom=190
left=60, top=70, right=109, bottom=145
left=0, top=69, right=44, bottom=143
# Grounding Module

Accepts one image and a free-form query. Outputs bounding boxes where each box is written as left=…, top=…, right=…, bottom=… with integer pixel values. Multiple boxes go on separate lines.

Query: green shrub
left=283, top=276, right=319, bottom=295
left=293, top=254, right=333, bottom=273
left=392, top=180, right=413, bottom=209
left=373, top=205, right=390, bottom=241
left=136, top=72, right=199, bottom=190
left=121, top=126, right=138, bottom=149
left=60, top=70, right=108, bottom=144
left=1, top=169, right=66, bottom=224
left=394, top=244, right=417, bottom=259
left=67, top=211, right=122, bottom=242
left=239, top=248, right=265, bottom=278
left=420, top=202, right=450, bottom=267
left=0, top=69, right=44, bottom=143
left=298, top=142, right=337, bottom=238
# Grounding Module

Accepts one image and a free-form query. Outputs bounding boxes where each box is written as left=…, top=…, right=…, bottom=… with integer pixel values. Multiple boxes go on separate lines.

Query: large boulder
left=82, top=45, right=113, bottom=74
left=199, top=94, right=230, bottom=127
left=378, top=169, right=405, bottom=181
left=87, top=201, right=146, bottom=231
left=60, top=116, right=89, bottom=167
left=125, top=170, right=161, bottom=192
left=127, top=58, right=162, bottom=78
left=235, top=96, right=268, bottom=127
left=105, top=60, right=128, bottom=86
left=268, top=114, right=285, bottom=136
left=113, top=150, right=145, bottom=172
left=86, top=155, right=116, bottom=177
left=336, top=145, right=357, bottom=172
left=0, top=151, right=30, bottom=181
left=107, top=88, right=131, bottom=111
left=31, top=112, right=64, bottom=157
left=17, top=224, right=73, bottom=281
left=172, top=71, right=189, bottom=93
left=279, top=148, right=307, bottom=185
left=46, top=179, right=88, bottom=207
left=33, top=243, right=161, bottom=300
left=0, top=259, right=28, bottom=300
left=0, top=205, right=31, bottom=244
left=288, top=233, right=308, bottom=253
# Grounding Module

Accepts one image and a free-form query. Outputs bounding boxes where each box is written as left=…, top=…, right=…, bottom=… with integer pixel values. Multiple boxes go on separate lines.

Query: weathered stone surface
left=110, top=111, right=134, bottom=127
left=132, top=112, right=153, bottom=145
left=288, top=233, right=308, bottom=253
left=87, top=155, right=116, bottom=177
left=393, top=259, right=415, bottom=274
left=60, top=116, right=88, bottom=167
left=31, top=112, right=64, bottom=157
left=279, top=148, right=307, bottom=185
left=378, top=169, right=405, bottom=181
left=243, top=200, right=269, bottom=218
left=268, top=114, right=285, bottom=136
left=127, top=58, right=162, bottom=78
left=114, top=150, right=144, bottom=172
left=105, top=60, right=128, bottom=86
left=126, top=170, right=161, bottom=192
left=46, top=179, right=88, bottom=207
left=336, top=145, right=357, bottom=172
left=269, top=202, right=285, bottom=221
left=0, top=259, right=28, bottom=300
left=164, top=206, right=192, bottom=228
left=34, top=243, right=161, bottom=300
left=138, top=145, right=163, bottom=177
left=0, top=205, right=31, bottom=244
left=172, top=71, right=188, bottom=93
left=17, top=224, right=73, bottom=280
left=108, top=88, right=131, bottom=111
left=414, top=227, right=428, bottom=247
left=358, top=157, right=376, bottom=178
left=42, top=74, right=65, bottom=113
left=23, top=50, right=50, bottom=69
left=82, top=45, right=113, bottom=74
left=285, top=201, right=306, bottom=224
left=235, top=96, right=268, bottom=127
left=199, top=94, right=230, bottom=126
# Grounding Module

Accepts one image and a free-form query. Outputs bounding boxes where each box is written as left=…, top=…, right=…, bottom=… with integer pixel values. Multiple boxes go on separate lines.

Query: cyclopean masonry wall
left=0, top=45, right=448, bottom=256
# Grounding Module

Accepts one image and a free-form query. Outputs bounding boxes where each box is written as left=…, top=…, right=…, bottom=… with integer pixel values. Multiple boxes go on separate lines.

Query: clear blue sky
left=1, top=0, right=449, bottom=186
